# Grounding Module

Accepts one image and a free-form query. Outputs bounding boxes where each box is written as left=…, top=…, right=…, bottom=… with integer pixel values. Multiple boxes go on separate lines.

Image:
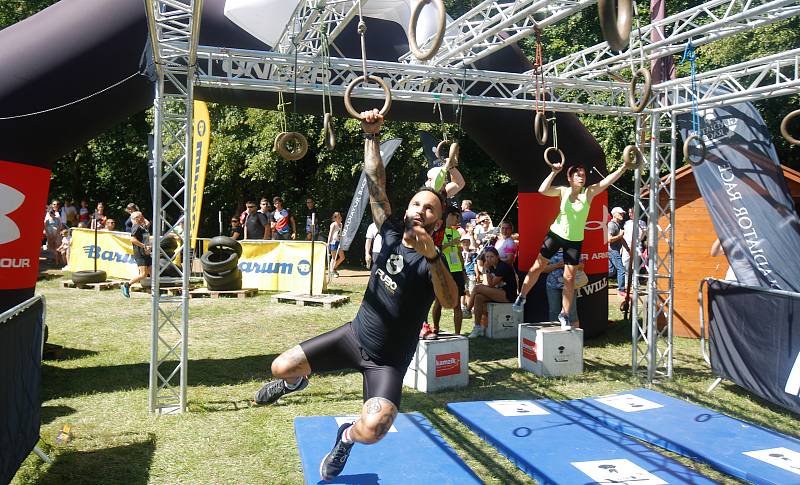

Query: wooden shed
left=655, top=164, right=800, bottom=338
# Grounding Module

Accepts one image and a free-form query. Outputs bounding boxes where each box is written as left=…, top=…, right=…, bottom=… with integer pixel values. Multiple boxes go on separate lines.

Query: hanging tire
left=207, top=236, right=242, bottom=257
left=200, top=250, right=238, bottom=273
left=140, top=276, right=184, bottom=289
left=71, top=270, right=107, bottom=285
left=204, top=268, right=242, bottom=286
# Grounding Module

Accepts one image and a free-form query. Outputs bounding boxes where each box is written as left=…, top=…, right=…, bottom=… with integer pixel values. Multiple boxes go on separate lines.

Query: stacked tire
left=141, top=236, right=183, bottom=289
left=200, top=236, right=243, bottom=291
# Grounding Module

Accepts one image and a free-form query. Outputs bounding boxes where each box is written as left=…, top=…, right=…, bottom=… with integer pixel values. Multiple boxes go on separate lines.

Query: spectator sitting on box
left=466, top=246, right=517, bottom=338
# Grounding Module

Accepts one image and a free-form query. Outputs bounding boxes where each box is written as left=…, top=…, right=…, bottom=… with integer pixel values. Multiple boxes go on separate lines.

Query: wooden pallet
left=61, top=279, right=123, bottom=291
left=189, top=287, right=258, bottom=299
left=130, top=284, right=198, bottom=295
left=271, top=292, right=350, bottom=309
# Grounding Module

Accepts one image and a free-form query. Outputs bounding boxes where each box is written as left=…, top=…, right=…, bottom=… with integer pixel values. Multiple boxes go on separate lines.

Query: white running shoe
left=468, top=326, right=485, bottom=338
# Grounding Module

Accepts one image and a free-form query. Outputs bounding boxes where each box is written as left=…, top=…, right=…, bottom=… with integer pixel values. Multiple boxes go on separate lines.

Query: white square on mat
left=743, top=447, right=800, bottom=475
left=486, top=400, right=549, bottom=417
left=594, top=393, right=663, bottom=412
left=572, top=458, right=667, bottom=484
left=334, top=416, right=397, bottom=433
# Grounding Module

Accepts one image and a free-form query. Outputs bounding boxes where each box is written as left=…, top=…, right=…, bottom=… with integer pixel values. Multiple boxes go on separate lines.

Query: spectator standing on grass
left=105, top=219, right=117, bottom=232
left=43, top=200, right=64, bottom=263
left=272, top=196, right=297, bottom=240
left=229, top=217, right=244, bottom=240
left=78, top=199, right=91, bottom=226
left=258, top=198, right=274, bottom=240
left=608, top=206, right=626, bottom=297
left=422, top=205, right=466, bottom=338
left=328, top=211, right=345, bottom=276
left=91, top=202, right=107, bottom=229
left=364, top=222, right=382, bottom=269
left=121, top=211, right=151, bottom=298
left=56, top=228, right=70, bottom=267
left=124, top=203, right=139, bottom=232
left=63, top=198, right=78, bottom=227
left=461, top=200, right=477, bottom=228
left=305, top=198, right=318, bottom=240
left=460, top=233, right=477, bottom=319
left=243, top=201, right=269, bottom=240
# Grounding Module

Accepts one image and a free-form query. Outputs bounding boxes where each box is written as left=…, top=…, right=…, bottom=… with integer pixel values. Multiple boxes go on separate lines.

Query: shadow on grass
left=43, top=345, right=99, bottom=361
left=41, top=405, right=76, bottom=426
left=36, top=433, right=156, bottom=485
left=42, top=354, right=278, bottom=400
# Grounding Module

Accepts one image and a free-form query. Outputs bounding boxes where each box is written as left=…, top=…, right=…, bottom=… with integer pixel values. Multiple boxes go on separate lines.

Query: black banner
left=339, top=139, right=402, bottom=251
left=1, top=298, right=44, bottom=484
left=676, top=90, right=800, bottom=292
left=707, top=279, right=800, bottom=415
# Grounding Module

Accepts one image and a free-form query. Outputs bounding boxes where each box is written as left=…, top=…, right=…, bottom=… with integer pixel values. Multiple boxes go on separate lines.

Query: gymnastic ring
left=323, top=113, right=336, bottom=150
left=343, top=75, right=393, bottom=120
left=628, top=68, right=652, bottom=113
left=276, top=132, right=309, bottom=161
left=597, top=0, right=632, bottom=51
left=683, top=133, right=706, bottom=166
left=534, top=111, right=549, bottom=146
left=435, top=140, right=459, bottom=163
left=780, top=109, right=800, bottom=146
left=273, top=132, right=283, bottom=152
left=622, top=144, right=644, bottom=170
left=408, top=0, right=447, bottom=61
left=543, top=146, right=565, bottom=168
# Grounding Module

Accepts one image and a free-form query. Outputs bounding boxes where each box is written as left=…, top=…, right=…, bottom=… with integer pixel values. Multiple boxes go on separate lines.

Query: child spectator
left=56, top=228, right=70, bottom=267
left=328, top=211, right=344, bottom=277
left=78, top=199, right=91, bottom=226
left=460, top=234, right=477, bottom=319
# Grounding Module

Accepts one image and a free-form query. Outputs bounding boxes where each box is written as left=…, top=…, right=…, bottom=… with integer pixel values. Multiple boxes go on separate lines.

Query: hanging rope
left=319, top=18, right=336, bottom=150
left=543, top=114, right=564, bottom=168
left=532, top=27, right=548, bottom=145
left=627, top=1, right=651, bottom=113
left=343, top=1, right=391, bottom=119
left=274, top=33, right=308, bottom=161
left=680, top=40, right=706, bottom=164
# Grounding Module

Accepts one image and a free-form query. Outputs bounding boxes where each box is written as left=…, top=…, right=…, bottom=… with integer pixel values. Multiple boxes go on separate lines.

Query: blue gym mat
left=447, top=398, right=716, bottom=485
left=569, top=388, right=800, bottom=485
left=294, top=412, right=482, bottom=485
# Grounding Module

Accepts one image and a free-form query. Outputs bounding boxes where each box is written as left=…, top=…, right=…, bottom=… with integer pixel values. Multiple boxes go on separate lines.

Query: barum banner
left=676, top=88, right=800, bottom=291
left=223, top=240, right=327, bottom=293
left=67, top=228, right=140, bottom=279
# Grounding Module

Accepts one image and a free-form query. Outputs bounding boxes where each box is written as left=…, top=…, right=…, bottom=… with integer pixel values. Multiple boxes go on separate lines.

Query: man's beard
left=404, top=214, right=436, bottom=234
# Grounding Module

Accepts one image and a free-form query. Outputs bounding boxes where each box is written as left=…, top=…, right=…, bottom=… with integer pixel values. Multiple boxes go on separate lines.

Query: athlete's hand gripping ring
left=408, top=0, right=447, bottom=61
left=622, top=144, right=644, bottom=170
left=436, top=140, right=459, bottom=165
left=344, top=75, right=392, bottom=120
left=543, top=146, right=565, bottom=168
left=598, top=0, right=632, bottom=51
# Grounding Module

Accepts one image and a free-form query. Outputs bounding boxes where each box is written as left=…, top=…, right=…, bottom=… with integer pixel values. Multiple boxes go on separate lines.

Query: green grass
left=12, top=271, right=799, bottom=484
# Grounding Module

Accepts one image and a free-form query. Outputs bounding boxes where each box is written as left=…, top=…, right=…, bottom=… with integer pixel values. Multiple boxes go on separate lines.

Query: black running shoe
left=320, top=422, right=355, bottom=481
left=253, top=376, right=308, bottom=405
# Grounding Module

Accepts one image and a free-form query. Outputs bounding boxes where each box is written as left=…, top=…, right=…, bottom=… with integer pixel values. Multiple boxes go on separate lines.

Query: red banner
left=435, top=352, right=461, bottom=377
left=0, top=161, right=52, bottom=290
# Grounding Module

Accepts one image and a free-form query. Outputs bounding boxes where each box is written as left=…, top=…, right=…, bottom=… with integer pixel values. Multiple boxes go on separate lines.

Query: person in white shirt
left=364, top=222, right=382, bottom=269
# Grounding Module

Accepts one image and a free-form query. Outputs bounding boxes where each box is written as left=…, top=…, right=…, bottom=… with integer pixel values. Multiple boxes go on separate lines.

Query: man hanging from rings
left=253, top=109, right=459, bottom=481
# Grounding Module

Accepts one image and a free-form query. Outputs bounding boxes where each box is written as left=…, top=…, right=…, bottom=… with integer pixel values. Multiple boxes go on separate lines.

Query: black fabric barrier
left=0, top=298, right=44, bottom=484
left=707, top=278, right=800, bottom=415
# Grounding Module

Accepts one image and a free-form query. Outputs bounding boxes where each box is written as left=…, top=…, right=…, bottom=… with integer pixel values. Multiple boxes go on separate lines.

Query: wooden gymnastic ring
left=543, top=146, right=565, bottom=168
left=273, top=133, right=283, bottom=152
left=323, top=113, right=336, bottom=150
left=683, top=133, right=706, bottom=166
left=534, top=111, right=549, bottom=146
left=597, top=0, right=632, bottom=51
left=780, top=109, right=800, bottom=146
left=275, top=132, right=309, bottom=161
left=622, top=144, right=644, bottom=170
left=343, top=75, right=392, bottom=120
left=629, top=68, right=652, bottom=113
left=435, top=140, right=459, bottom=164
left=408, top=0, right=446, bottom=61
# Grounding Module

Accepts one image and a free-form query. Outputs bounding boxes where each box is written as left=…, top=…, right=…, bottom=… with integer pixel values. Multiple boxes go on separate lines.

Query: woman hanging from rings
left=512, top=151, right=639, bottom=330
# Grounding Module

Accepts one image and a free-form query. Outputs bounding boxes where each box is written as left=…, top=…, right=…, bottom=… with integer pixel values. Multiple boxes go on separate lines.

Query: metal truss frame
left=275, top=0, right=362, bottom=56
left=543, top=0, right=800, bottom=80
left=138, top=1, right=800, bottom=403
left=398, top=0, right=597, bottom=68
left=144, top=0, right=202, bottom=414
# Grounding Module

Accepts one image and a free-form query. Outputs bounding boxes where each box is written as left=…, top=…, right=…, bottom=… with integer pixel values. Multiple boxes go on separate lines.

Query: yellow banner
left=189, top=101, right=211, bottom=249
left=201, top=239, right=328, bottom=293
left=67, top=228, right=140, bottom=280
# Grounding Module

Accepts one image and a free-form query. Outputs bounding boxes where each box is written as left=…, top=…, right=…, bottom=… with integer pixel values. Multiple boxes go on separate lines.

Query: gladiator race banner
left=340, top=139, right=401, bottom=251
left=189, top=101, right=210, bottom=249
left=676, top=90, right=800, bottom=292
left=707, top=279, right=800, bottom=415
left=200, top=239, right=327, bottom=293
left=0, top=161, right=52, bottom=292
left=67, top=228, right=140, bottom=280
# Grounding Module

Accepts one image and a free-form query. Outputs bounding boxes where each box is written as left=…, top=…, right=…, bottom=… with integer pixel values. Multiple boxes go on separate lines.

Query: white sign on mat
left=334, top=416, right=397, bottom=433
left=572, top=459, right=667, bottom=484
left=594, top=393, right=663, bottom=412
left=486, top=400, right=549, bottom=417
left=743, top=447, right=800, bottom=475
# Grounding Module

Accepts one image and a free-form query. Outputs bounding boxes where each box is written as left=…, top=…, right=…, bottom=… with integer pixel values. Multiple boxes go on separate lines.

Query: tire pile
left=200, top=236, right=243, bottom=291
left=141, top=235, right=182, bottom=289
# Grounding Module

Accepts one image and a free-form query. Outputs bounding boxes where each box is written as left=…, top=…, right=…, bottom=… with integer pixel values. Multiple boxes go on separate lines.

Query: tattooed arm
left=362, top=109, right=392, bottom=229
left=407, top=225, right=459, bottom=309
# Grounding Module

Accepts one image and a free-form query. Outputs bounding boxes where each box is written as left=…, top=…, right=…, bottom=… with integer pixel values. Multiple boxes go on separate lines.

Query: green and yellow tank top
left=442, top=227, right=463, bottom=272
left=549, top=187, right=590, bottom=241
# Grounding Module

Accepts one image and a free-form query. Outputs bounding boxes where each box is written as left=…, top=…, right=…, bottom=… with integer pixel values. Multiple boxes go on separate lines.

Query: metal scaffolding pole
left=144, top=0, right=203, bottom=414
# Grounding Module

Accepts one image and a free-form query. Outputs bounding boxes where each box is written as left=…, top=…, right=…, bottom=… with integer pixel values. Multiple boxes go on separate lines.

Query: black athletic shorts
left=300, top=322, right=405, bottom=407
left=539, top=231, right=583, bottom=266
left=134, top=254, right=152, bottom=267
left=451, top=271, right=466, bottom=296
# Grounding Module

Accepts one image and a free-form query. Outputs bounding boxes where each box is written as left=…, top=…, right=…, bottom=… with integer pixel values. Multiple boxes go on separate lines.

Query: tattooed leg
left=349, top=397, right=398, bottom=445
left=271, top=345, right=312, bottom=380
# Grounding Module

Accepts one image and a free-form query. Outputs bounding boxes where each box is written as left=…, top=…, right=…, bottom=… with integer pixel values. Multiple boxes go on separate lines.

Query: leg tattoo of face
left=365, top=397, right=383, bottom=415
